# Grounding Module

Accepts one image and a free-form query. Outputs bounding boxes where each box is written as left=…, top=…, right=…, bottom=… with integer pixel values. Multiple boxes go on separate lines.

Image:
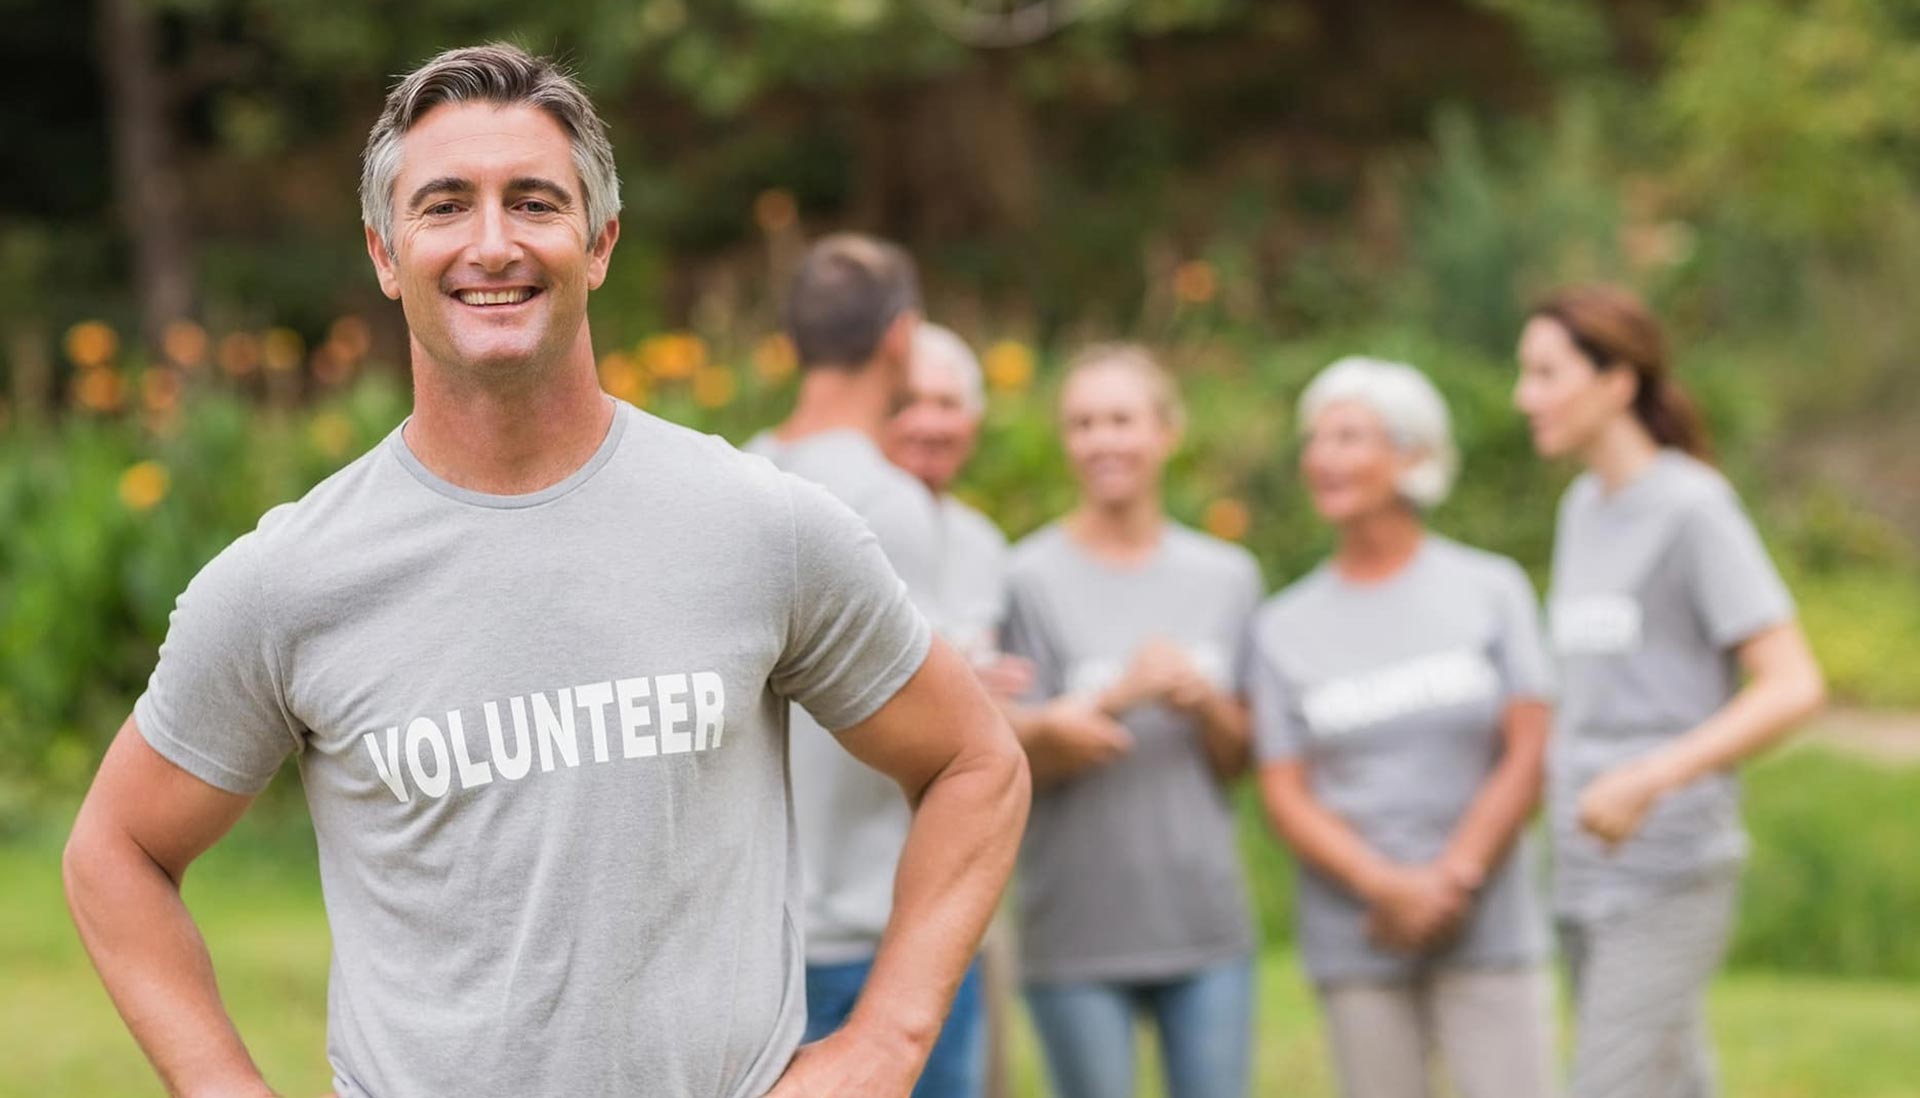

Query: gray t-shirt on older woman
left=135, top=402, right=932, bottom=1098
left=1002, top=522, right=1263, bottom=984
left=1548, top=450, right=1794, bottom=922
left=743, top=429, right=943, bottom=964
left=1248, top=536, right=1555, bottom=985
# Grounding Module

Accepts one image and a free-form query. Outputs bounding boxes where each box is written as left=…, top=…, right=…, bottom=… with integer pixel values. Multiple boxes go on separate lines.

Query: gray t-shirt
left=743, top=429, right=942, bottom=964
left=1002, top=522, right=1262, bottom=983
left=135, top=402, right=932, bottom=1098
left=933, top=494, right=1011, bottom=662
left=1248, top=536, right=1554, bottom=985
left=1547, top=450, right=1794, bottom=921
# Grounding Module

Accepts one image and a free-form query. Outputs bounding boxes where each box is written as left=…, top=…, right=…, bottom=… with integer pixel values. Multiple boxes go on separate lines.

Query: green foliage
left=0, top=377, right=409, bottom=785
left=1733, top=750, right=1920, bottom=979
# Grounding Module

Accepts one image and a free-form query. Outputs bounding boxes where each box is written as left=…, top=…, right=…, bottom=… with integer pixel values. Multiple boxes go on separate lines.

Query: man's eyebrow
left=508, top=177, right=575, bottom=205
left=407, top=177, right=474, bottom=210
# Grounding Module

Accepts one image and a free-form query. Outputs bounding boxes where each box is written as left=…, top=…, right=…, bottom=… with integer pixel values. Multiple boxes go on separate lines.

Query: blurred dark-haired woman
left=1515, top=285, right=1826, bottom=1098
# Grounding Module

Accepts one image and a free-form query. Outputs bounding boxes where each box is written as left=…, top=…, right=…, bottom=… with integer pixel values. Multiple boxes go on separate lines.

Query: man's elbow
left=62, top=816, right=110, bottom=928
left=989, top=723, right=1033, bottom=829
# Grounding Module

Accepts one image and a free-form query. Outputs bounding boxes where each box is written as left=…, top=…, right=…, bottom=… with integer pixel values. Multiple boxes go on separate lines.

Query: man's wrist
left=840, top=1002, right=940, bottom=1067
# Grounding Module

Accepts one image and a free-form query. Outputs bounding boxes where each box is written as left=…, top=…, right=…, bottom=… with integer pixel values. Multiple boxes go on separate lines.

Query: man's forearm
left=64, top=827, right=270, bottom=1097
left=847, top=736, right=1030, bottom=1062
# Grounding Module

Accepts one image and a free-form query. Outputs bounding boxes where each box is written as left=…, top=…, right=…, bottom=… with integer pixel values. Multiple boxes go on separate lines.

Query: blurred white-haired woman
left=1251, top=357, right=1558, bottom=1098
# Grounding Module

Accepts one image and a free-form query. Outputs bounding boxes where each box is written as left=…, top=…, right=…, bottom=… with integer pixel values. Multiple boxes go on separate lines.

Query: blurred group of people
left=768, top=233, right=1827, bottom=1098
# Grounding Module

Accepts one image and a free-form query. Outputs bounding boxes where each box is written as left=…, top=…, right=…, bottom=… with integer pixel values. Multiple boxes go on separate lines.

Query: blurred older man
left=884, top=324, right=1032, bottom=701
left=884, top=323, right=1033, bottom=1098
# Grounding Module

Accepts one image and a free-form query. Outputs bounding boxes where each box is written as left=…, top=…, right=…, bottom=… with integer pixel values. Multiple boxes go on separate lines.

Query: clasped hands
left=1033, top=639, right=1217, bottom=775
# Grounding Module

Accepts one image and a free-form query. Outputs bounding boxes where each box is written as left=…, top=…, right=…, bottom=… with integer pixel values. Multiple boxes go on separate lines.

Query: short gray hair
left=1298, top=356, right=1460, bottom=509
left=360, top=43, right=621, bottom=252
left=912, top=323, right=985, bottom=415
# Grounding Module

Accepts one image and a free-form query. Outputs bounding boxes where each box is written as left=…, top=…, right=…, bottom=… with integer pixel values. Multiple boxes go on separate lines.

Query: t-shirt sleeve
left=1681, top=488, right=1796, bottom=648
left=999, top=573, right=1065, bottom=704
left=1489, top=559, right=1555, bottom=702
left=132, top=531, right=302, bottom=795
left=1247, top=621, right=1307, bottom=764
left=771, top=476, right=934, bottom=732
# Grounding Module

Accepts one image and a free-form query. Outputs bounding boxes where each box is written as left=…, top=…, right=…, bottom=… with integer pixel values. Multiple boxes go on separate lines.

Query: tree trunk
left=96, top=0, right=194, bottom=351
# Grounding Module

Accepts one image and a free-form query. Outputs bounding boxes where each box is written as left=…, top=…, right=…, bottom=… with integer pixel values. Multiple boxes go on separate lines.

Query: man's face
left=366, top=102, right=617, bottom=382
left=884, top=352, right=980, bottom=494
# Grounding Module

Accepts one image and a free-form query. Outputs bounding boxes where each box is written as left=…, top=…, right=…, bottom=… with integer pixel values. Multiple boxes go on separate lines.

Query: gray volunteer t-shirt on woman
left=1248, top=536, right=1555, bottom=985
left=1548, top=450, right=1794, bottom=922
left=1002, top=522, right=1263, bottom=984
left=135, top=402, right=932, bottom=1098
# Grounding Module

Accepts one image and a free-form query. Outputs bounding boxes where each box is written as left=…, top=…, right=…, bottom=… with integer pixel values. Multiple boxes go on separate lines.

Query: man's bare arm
left=767, top=637, right=1030, bottom=1096
left=64, top=716, right=276, bottom=1098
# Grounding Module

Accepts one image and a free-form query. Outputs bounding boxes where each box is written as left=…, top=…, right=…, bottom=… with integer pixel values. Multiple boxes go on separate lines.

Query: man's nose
left=468, top=202, right=521, bottom=270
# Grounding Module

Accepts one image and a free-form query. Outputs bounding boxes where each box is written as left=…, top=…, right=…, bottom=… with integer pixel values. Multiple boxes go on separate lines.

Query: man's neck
left=772, top=364, right=893, bottom=445
left=403, top=331, right=615, bottom=496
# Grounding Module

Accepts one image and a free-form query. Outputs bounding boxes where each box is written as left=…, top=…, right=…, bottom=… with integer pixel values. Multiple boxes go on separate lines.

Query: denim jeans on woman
left=1023, top=956, right=1255, bottom=1098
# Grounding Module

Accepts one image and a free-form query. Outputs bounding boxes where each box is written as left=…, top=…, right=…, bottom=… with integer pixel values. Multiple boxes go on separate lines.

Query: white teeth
left=457, top=288, right=534, bottom=306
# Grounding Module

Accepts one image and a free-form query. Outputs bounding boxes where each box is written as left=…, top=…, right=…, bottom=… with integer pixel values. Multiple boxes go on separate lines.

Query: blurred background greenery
left=3, top=0, right=1918, bottom=1093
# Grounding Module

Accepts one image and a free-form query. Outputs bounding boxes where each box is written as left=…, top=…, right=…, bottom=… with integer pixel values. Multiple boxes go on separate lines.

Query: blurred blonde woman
left=1515, top=285, right=1825, bottom=1098
left=1002, top=344, right=1261, bottom=1098
left=1251, top=357, right=1558, bottom=1098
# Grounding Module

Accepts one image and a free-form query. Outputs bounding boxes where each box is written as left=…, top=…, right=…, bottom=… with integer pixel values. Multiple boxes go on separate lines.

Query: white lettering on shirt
left=1551, top=594, right=1643, bottom=655
left=360, top=670, right=729, bottom=804
left=1301, top=648, right=1500, bottom=739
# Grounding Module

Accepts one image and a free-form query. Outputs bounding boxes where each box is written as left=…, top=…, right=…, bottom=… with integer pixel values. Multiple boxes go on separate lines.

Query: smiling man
left=61, top=44, right=1028, bottom=1098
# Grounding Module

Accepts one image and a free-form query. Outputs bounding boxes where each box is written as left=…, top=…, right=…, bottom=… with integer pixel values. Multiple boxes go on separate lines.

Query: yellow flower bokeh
left=640, top=332, right=707, bottom=381
left=263, top=327, right=305, bottom=373
left=752, top=333, right=797, bottom=384
left=1202, top=497, right=1251, bottom=542
left=220, top=332, right=263, bottom=378
left=984, top=341, right=1035, bottom=394
left=73, top=368, right=124, bottom=413
left=599, top=352, right=647, bottom=407
left=309, top=411, right=354, bottom=460
left=754, top=189, right=798, bottom=234
left=693, top=365, right=738, bottom=409
left=118, top=461, right=170, bottom=512
left=162, top=320, right=209, bottom=371
left=1173, top=260, right=1218, bottom=305
left=64, top=321, right=119, bottom=369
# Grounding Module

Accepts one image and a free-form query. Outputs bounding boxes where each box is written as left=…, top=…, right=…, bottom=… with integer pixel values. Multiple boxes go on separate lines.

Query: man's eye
left=520, top=200, right=555, bottom=214
left=425, top=202, right=461, bottom=216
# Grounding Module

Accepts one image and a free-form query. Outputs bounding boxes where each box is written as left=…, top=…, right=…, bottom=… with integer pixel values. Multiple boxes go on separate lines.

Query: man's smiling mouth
left=453, top=287, right=539, bottom=306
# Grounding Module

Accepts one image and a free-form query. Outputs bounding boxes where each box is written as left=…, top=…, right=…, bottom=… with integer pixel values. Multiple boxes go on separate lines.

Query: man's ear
left=880, top=309, right=920, bottom=371
left=585, top=217, right=620, bottom=290
left=366, top=226, right=402, bottom=300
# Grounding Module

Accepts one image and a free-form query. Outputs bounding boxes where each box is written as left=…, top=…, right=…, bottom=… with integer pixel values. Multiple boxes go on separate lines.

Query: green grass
left=6, top=790, right=1918, bottom=1098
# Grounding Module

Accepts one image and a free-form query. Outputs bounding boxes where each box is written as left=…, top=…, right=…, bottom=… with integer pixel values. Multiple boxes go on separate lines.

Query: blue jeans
left=1024, top=957, right=1255, bottom=1098
left=804, top=956, right=985, bottom=1098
